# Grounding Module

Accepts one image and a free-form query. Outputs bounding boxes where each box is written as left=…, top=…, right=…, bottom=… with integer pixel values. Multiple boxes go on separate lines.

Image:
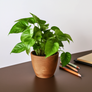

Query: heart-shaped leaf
left=24, top=37, right=35, bottom=48
left=45, top=39, right=59, bottom=58
left=60, top=52, right=71, bottom=67
left=21, top=28, right=33, bottom=42
left=33, top=26, right=42, bottom=41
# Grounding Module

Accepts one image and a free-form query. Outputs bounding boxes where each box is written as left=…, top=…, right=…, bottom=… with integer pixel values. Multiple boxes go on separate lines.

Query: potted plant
left=8, top=13, right=73, bottom=78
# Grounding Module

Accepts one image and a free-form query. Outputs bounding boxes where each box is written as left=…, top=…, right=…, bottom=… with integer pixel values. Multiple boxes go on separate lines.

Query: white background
left=0, top=0, right=92, bottom=68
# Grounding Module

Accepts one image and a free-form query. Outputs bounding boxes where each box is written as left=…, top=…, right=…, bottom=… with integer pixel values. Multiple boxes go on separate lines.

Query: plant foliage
left=9, top=13, right=73, bottom=67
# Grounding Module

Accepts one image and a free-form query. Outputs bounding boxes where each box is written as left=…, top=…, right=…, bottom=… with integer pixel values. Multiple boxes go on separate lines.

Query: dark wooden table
left=0, top=50, right=92, bottom=92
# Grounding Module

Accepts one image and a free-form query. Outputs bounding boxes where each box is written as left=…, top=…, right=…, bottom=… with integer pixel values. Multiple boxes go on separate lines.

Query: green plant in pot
left=8, top=13, right=73, bottom=78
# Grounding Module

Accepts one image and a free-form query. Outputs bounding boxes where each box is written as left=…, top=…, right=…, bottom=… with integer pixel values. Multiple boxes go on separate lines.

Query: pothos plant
left=8, top=13, right=73, bottom=67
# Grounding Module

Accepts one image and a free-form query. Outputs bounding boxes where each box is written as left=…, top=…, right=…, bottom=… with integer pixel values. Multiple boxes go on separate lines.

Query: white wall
left=0, top=0, right=92, bottom=68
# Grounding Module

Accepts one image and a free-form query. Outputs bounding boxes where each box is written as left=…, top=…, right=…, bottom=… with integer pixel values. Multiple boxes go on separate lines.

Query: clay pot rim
left=31, top=51, right=59, bottom=58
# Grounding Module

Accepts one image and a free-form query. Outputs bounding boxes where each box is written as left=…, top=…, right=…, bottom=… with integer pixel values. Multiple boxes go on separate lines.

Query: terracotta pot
left=31, top=51, right=59, bottom=78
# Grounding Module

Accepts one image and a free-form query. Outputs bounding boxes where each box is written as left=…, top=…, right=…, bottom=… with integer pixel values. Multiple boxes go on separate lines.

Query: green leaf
left=51, top=26, right=70, bottom=42
left=9, top=20, right=28, bottom=34
left=15, top=17, right=36, bottom=24
left=33, top=44, right=40, bottom=50
left=57, top=33, right=72, bottom=43
left=26, top=48, right=30, bottom=55
left=40, top=24, right=49, bottom=31
left=40, top=42, right=45, bottom=51
left=30, top=13, right=40, bottom=23
left=60, top=52, right=71, bottom=67
left=11, top=42, right=26, bottom=53
left=64, top=33, right=73, bottom=42
left=51, top=26, right=60, bottom=31
left=45, top=39, right=59, bottom=57
left=24, top=37, right=35, bottom=48
left=42, top=30, right=54, bottom=40
left=57, top=34, right=68, bottom=41
left=21, top=28, right=33, bottom=42
left=21, top=27, right=35, bottom=50
left=40, top=19, right=46, bottom=24
left=30, top=13, right=46, bottom=25
left=33, top=26, right=42, bottom=41
left=51, top=26, right=64, bottom=37
left=57, top=40, right=64, bottom=47
left=33, top=44, right=41, bottom=55
left=51, top=26, right=73, bottom=43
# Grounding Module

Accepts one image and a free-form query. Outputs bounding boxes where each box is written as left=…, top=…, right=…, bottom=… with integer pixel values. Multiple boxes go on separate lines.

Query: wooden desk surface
left=0, top=50, right=92, bottom=92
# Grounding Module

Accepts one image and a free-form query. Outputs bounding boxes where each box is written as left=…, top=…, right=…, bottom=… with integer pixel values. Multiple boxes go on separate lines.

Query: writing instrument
left=60, top=61, right=78, bottom=72
left=69, top=62, right=80, bottom=70
left=59, top=66, right=82, bottom=78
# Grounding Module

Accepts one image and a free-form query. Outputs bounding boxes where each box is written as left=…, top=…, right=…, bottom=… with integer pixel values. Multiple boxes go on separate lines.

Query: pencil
left=60, top=61, right=78, bottom=72
left=66, top=64, right=78, bottom=72
left=69, top=62, right=80, bottom=70
left=59, top=66, right=82, bottom=78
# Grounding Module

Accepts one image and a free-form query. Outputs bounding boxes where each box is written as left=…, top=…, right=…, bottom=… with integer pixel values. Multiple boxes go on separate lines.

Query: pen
left=59, top=66, right=82, bottom=78
left=69, top=62, right=80, bottom=70
left=60, top=61, right=78, bottom=72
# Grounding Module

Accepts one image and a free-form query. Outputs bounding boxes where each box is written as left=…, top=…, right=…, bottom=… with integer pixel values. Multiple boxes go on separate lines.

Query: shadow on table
left=32, top=75, right=58, bottom=92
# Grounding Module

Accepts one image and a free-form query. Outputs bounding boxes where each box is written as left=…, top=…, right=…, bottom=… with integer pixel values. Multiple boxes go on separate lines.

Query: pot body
left=31, top=51, right=59, bottom=78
